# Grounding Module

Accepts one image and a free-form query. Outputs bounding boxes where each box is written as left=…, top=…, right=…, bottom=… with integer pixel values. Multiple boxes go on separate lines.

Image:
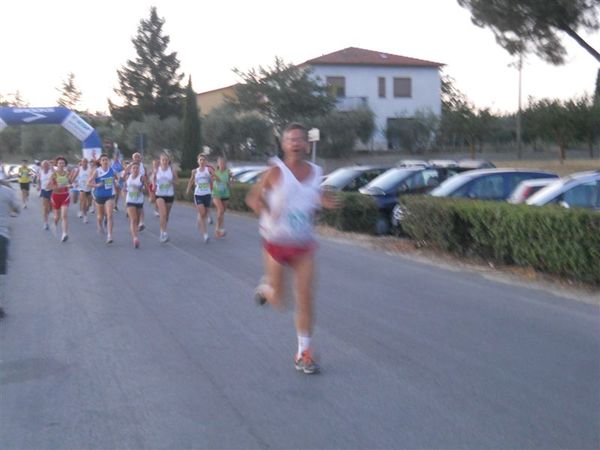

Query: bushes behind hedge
left=400, top=195, right=600, bottom=284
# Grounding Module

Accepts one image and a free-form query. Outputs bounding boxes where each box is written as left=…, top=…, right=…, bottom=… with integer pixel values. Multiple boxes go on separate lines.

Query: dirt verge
left=316, top=225, right=600, bottom=306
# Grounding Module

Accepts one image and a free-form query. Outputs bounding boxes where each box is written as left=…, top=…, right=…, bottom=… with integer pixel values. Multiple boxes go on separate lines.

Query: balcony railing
left=335, top=96, right=368, bottom=111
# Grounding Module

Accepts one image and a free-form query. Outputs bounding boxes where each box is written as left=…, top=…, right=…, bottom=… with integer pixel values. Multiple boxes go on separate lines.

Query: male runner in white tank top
left=246, top=122, right=338, bottom=374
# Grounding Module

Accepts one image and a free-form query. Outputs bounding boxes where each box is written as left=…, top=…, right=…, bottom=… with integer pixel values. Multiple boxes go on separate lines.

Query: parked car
left=507, top=178, right=557, bottom=204
left=231, top=165, right=268, bottom=181
left=236, top=168, right=267, bottom=184
left=396, top=159, right=429, bottom=168
left=359, top=166, right=457, bottom=234
left=321, top=165, right=391, bottom=192
left=429, top=168, right=558, bottom=201
left=391, top=168, right=559, bottom=234
left=526, top=170, right=600, bottom=211
left=455, top=159, right=496, bottom=172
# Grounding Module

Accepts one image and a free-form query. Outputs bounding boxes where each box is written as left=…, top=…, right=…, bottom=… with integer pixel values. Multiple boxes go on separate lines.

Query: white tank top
left=155, top=166, right=174, bottom=196
left=194, top=167, right=212, bottom=196
left=126, top=174, right=144, bottom=204
left=259, top=157, right=322, bottom=245
left=77, top=167, right=91, bottom=191
left=40, top=169, right=54, bottom=190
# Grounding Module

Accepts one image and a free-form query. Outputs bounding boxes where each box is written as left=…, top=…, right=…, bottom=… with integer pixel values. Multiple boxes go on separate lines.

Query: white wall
left=310, top=65, right=441, bottom=149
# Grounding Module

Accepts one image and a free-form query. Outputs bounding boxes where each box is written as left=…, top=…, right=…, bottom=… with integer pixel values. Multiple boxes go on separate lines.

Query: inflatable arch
left=0, top=106, right=102, bottom=161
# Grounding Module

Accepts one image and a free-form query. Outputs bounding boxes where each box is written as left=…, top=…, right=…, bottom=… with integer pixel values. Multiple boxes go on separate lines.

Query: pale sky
left=1, top=0, right=598, bottom=114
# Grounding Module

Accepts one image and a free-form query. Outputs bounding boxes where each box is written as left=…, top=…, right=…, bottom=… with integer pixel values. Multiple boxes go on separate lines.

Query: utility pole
left=516, top=52, right=523, bottom=160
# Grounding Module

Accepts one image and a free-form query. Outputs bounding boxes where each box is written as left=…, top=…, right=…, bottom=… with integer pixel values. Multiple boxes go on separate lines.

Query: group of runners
left=31, top=151, right=232, bottom=247
left=15, top=122, right=336, bottom=374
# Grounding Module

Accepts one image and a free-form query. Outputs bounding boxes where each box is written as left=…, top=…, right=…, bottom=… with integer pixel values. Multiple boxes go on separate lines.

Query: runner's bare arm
left=245, top=166, right=277, bottom=215
left=186, top=169, right=195, bottom=194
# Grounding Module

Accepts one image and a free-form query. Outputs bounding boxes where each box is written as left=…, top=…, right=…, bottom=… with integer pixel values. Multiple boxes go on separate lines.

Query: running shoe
left=159, top=232, right=169, bottom=243
left=106, top=235, right=113, bottom=244
left=77, top=211, right=83, bottom=218
left=114, top=206, right=119, bottom=212
left=154, top=210, right=160, bottom=217
left=138, top=224, right=145, bottom=231
left=294, top=349, right=320, bottom=374
left=203, top=234, right=209, bottom=244
left=254, top=277, right=269, bottom=306
left=208, top=216, right=213, bottom=225
left=133, top=237, right=140, bottom=248
left=83, top=216, right=88, bottom=224
left=61, top=233, right=68, bottom=242
left=43, top=223, right=49, bottom=231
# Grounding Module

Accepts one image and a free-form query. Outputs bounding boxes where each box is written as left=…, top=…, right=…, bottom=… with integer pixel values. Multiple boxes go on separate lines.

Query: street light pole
left=516, top=52, right=523, bottom=160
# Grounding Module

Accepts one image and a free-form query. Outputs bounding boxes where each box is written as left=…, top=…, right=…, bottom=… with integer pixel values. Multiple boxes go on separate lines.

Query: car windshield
left=430, top=172, right=474, bottom=196
left=238, top=169, right=264, bottom=183
left=364, top=168, right=414, bottom=192
left=321, top=167, right=361, bottom=189
left=526, top=178, right=570, bottom=203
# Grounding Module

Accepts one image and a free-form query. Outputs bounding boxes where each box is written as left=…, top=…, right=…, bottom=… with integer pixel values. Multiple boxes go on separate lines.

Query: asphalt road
left=1, top=194, right=599, bottom=449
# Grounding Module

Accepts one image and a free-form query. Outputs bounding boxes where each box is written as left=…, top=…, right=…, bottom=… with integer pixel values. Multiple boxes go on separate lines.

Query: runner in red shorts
left=246, top=122, right=338, bottom=374
left=49, top=156, right=72, bottom=242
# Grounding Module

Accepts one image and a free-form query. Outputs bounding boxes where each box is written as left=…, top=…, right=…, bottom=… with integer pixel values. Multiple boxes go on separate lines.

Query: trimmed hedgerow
left=401, top=195, right=600, bottom=285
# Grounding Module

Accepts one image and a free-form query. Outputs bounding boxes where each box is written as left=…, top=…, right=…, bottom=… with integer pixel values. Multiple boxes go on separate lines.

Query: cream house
left=305, top=47, right=443, bottom=150
left=196, top=47, right=443, bottom=150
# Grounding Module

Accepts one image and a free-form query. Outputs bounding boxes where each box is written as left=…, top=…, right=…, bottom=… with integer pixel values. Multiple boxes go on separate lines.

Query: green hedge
left=175, top=180, right=378, bottom=233
left=319, top=192, right=378, bottom=234
left=401, top=195, right=600, bottom=284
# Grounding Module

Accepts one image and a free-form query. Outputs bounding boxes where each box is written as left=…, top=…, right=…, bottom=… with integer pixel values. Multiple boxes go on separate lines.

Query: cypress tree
left=181, top=76, right=201, bottom=171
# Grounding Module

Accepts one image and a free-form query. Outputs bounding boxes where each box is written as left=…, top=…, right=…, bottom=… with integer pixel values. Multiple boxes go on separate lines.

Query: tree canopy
left=457, top=0, right=600, bottom=63
left=56, top=72, right=82, bottom=111
left=231, top=57, right=335, bottom=134
left=110, top=7, right=185, bottom=124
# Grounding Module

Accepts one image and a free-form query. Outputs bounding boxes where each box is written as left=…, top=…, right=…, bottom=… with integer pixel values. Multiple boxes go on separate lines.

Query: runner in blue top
left=111, top=151, right=124, bottom=212
left=88, top=154, right=118, bottom=244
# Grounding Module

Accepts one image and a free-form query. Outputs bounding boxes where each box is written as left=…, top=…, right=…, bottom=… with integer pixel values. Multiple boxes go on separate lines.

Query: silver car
left=507, top=178, right=557, bottom=204
left=526, top=170, right=600, bottom=211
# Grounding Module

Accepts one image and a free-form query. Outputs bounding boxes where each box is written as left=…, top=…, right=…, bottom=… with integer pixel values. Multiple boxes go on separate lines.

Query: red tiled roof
left=304, top=47, right=443, bottom=68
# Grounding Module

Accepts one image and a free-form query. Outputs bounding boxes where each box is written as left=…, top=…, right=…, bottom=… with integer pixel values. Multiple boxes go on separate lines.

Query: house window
left=378, top=77, right=386, bottom=98
left=327, top=76, right=346, bottom=98
left=393, top=77, right=412, bottom=97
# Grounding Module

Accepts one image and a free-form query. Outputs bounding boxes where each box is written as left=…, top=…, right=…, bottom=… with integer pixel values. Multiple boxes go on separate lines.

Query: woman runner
left=48, top=156, right=72, bottom=242
left=186, top=154, right=214, bottom=243
left=153, top=152, right=178, bottom=243
left=88, top=154, right=118, bottom=244
left=71, top=158, right=92, bottom=223
left=123, top=162, right=148, bottom=248
left=37, top=160, right=54, bottom=230
left=211, top=156, right=232, bottom=239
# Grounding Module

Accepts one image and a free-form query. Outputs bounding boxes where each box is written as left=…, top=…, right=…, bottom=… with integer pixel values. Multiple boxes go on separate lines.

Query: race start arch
left=0, top=106, right=102, bottom=160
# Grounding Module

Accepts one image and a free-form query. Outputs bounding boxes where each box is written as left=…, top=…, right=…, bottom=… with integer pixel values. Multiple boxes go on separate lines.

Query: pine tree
left=111, top=7, right=185, bottom=124
left=457, top=0, right=600, bottom=64
left=181, top=76, right=202, bottom=171
left=56, top=72, right=82, bottom=111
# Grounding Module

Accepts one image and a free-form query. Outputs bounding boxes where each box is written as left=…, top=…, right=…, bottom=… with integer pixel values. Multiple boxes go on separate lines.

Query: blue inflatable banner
left=0, top=106, right=102, bottom=160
